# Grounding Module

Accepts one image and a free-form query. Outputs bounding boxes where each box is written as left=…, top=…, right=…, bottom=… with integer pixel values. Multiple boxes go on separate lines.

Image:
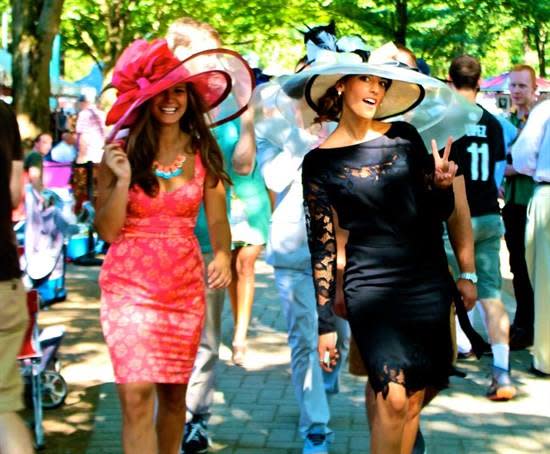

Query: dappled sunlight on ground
left=31, top=254, right=549, bottom=453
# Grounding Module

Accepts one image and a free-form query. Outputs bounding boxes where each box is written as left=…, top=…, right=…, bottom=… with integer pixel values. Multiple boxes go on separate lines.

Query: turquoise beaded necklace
left=152, top=154, right=187, bottom=179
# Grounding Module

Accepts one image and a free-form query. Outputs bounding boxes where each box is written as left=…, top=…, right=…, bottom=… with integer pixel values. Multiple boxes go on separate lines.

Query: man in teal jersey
left=447, top=55, right=516, bottom=401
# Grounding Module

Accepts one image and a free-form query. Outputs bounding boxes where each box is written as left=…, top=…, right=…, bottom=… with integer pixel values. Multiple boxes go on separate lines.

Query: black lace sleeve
left=302, top=152, right=337, bottom=335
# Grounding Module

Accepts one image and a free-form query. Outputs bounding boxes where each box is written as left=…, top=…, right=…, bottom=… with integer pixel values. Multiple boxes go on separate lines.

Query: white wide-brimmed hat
left=299, top=61, right=425, bottom=120
left=254, top=45, right=482, bottom=150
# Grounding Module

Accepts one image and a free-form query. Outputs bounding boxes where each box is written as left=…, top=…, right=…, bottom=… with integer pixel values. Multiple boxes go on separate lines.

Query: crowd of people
left=1, top=16, right=549, bottom=454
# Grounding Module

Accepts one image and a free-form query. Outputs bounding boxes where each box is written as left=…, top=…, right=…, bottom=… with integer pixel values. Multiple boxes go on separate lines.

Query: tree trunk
left=100, top=0, right=127, bottom=75
left=522, top=27, right=531, bottom=59
left=532, top=24, right=546, bottom=78
left=11, top=0, right=65, bottom=138
left=394, top=0, right=408, bottom=45
left=539, top=42, right=546, bottom=78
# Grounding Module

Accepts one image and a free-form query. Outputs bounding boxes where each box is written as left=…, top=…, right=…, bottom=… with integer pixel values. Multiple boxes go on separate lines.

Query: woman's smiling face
left=338, top=74, right=390, bottom=120
left=150, top=83, right=188, bottom=126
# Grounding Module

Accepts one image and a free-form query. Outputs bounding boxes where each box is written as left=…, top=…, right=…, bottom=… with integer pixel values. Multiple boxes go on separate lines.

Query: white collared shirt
left=512, top=100, right=550, bottom=183
left=51, top=141, right=77, bottom=163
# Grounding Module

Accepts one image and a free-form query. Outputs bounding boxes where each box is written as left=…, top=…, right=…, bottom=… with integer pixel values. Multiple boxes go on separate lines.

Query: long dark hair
left=314, top=74, right=392, bottom=124
left=0, top=101, right=22, bottom=246
left=0, top=101, right=22, bottom=176
left=314, top=76, right=350, bottom=124
left=125, top=83, right=231, bottom=196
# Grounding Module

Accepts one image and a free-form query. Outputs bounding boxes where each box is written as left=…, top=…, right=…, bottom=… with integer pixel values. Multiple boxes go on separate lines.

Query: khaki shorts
left=0, top=279, right=28, bottom=413
left=445, top=214, right=504, bottom=300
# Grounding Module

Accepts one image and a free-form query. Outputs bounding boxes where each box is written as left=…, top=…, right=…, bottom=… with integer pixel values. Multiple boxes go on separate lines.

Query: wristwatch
left=458, top=272, right=478, bottom=284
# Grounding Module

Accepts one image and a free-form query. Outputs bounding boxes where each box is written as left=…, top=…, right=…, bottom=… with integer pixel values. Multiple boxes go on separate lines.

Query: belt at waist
left=120, top=228, right=195, bottom=239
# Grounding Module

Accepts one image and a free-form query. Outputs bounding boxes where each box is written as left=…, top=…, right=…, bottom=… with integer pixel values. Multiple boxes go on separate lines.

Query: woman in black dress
left=301, top=70, right=458, bottom=454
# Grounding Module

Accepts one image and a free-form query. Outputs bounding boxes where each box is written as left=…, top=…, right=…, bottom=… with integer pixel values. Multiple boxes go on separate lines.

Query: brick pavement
left=35, top=252, right=550, bottom=454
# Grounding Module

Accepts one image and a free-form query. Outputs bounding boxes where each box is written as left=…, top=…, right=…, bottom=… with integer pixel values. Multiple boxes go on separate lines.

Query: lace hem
left=371, top=362, right=452, bottom=399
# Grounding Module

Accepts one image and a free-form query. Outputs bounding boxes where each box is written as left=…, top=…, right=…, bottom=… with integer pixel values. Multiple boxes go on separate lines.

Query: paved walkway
left=35, top=252, right=550, bottom=454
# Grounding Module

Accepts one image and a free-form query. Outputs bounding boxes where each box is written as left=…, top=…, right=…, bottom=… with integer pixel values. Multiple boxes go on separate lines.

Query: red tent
left=481, top=72, right=550, bottom=92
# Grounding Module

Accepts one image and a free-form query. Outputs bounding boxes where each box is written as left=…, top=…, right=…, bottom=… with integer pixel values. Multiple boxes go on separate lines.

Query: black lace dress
left=302, top=121, right=455, bottom=397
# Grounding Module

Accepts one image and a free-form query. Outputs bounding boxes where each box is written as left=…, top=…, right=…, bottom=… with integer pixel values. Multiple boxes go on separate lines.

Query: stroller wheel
left=41, top=370, right=67, bottom=409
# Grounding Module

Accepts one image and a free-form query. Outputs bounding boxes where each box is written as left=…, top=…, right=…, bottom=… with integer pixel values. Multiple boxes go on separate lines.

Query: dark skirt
left=344, top=239, right=454, bottom=397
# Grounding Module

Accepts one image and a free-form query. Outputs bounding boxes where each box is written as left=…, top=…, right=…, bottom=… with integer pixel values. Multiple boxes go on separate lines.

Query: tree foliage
left=502, top=0, right=549, bottom=76
left=4, top=0, right=548, bottom=135
left=56, top=0, right=548, bottom=81
left=325, top=0, right=547, bottom=76
left=60, top=0, right=330, bottom=75
left=62, top=0, right=182, bottom=73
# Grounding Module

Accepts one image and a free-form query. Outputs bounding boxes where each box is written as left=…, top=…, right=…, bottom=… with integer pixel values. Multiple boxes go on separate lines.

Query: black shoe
left=457, top=350, right=476, bottom=361
left=303, top=431, right=331, bottom=454
left=487, top=366, right=517, bottom=401
left=529, top=364, right=550, bottom=378
left=450, top=366, right=467, bottom=378
left=181, top=416, right=209, bottom=454
left=509, top=326, right=533, bottom=351
left=412, top=428, right=426, bottom=454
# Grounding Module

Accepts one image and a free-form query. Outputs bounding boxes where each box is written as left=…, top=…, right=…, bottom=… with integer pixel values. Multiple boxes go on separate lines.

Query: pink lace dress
left=99, top=155, right=206, bottom=384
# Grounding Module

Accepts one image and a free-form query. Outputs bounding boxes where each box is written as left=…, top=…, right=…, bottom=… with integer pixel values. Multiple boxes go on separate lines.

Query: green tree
left=5, top=0, right=548, bottom=136
left=61, top=0, right=183, bottom=74
left=60, top=0, right=330, bottom=77
left=323, top=0, right=546, bottom=77
left=503, top=0, right=549, bottom=77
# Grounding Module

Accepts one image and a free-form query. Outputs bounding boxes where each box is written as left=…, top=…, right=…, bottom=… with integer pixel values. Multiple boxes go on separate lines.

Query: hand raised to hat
left=431, top=137, right=458, bottom=189
left=104, top=142, right=131, bottom=183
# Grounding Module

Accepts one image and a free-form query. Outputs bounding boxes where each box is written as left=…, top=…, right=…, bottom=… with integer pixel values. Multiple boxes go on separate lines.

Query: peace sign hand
left=431, top=137, right=458, bottom=189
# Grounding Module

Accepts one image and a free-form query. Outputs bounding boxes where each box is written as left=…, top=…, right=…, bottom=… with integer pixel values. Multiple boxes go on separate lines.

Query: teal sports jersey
left=194, top=119, right=239, bottom=253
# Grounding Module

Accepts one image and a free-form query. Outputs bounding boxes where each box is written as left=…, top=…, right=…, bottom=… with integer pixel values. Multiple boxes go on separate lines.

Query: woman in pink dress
left=95, top=39, right=253, bottom=454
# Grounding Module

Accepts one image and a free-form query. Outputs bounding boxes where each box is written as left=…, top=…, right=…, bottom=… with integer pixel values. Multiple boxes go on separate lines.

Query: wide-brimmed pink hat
left=105, top=38, right=254, bottom=141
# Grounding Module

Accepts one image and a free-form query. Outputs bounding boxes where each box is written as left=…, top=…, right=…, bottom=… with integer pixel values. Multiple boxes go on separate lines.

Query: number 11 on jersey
left=467, top=142, right=489, bottom=181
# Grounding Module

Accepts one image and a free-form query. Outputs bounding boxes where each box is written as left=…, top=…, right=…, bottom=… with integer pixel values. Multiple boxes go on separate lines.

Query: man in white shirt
left=511, top=99, right=550, bottom=376
left=503, top=65, right=538, bottom=350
